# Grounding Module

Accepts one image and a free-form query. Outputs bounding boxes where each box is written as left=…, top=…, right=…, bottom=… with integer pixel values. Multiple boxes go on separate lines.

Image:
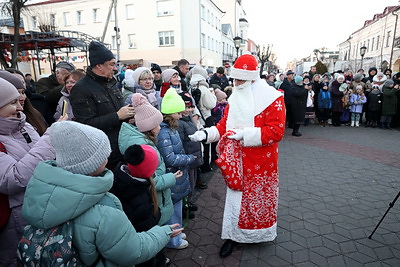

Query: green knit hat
left=161, top=88, right=185, bottom=114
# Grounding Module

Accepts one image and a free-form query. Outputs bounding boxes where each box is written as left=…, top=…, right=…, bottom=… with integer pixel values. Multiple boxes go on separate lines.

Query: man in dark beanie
left=151, top=63, right=163, bottom=91
left=209, top=67, right=229, bottom=90
left=70, top=41, right=135, bottom=169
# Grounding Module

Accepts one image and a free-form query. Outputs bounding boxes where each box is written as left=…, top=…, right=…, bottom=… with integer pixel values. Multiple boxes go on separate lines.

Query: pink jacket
left=0, top=112, right=55, bottom=266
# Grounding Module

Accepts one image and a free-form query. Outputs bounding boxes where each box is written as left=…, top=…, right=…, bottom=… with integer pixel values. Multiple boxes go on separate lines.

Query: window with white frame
left=93, top=8, right=100, bottom=22
left=386, top=31, right=391, bottom=47
left=158, top=31, right=174, bottom=46
left=63, top=12, right=71, bottom=26
left=126, top=4, right=134, bottom=19
left=111, top=35, right=117, bottom=50
left=371, top=37, right=375, bottom=51
left=32, top=16, right=38, bottom=28
left=201, top=33, right=206, bottom=48
left=50, top=14, right=56, bottom=27
left=207, top=10, right=210, bottom=24
left=208, top=36, right=211, bottom=50
left=376, top=35, right=380, bottom=50
left=77, top=11, right=84, bottom=24
left=157, top=1, right=173, bottom=16
left=128, top=34, right=137, bottom=48
left=201, top=5, right=205, bottom=20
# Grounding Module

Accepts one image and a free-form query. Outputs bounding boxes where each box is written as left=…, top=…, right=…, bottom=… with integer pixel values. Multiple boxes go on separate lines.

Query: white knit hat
left=230, top=54, right=259, bottom=81
left=50, top=121, right=111, bottom=175
left=0, top=77, right=19, bottom=108
left=189, top=66, right=207, bottom=84
left=132, top=67, right=152, bottom=84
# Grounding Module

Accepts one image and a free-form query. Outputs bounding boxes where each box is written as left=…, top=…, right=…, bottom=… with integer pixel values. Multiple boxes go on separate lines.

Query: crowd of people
left=0, top=41, right=287, bottom=266
left=269, top=65, right=400, bottom=137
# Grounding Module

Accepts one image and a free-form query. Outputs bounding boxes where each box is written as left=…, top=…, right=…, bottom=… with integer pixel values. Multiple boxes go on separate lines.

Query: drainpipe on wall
left=389, top=10, right=399, bottom=69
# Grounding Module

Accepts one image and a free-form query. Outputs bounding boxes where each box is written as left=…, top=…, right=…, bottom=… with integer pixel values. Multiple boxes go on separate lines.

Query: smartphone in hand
left=61, top=100, right=67, bottom=117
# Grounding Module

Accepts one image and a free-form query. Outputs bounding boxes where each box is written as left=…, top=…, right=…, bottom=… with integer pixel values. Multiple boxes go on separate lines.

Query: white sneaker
left=181, top=233, right=187, bottom=240
left=177, top=239, right=189, bottom=249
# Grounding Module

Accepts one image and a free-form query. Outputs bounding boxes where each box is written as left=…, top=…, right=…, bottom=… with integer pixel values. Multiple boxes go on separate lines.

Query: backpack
left=0, top=142, right=11, bottom=231
left=191, top=86, right=201, bottom=105
left=17, top=221, right=82, bottom=266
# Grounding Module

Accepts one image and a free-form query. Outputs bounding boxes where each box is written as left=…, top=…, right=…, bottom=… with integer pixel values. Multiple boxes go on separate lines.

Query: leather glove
left=189, top=130, right=207, bottom=142
left=227, top=129, right=244, bottom=140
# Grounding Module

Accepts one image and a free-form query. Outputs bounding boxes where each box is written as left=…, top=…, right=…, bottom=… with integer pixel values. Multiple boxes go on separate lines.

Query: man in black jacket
left=279, top=70, right=295, bottom=128
left=173, top=59, right=190, bottom=92
left=70, top=41, right=134, bottom=169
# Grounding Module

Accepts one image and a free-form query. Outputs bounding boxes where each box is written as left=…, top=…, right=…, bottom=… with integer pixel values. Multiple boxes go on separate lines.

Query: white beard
left=226, top=81, right=255, bottom=130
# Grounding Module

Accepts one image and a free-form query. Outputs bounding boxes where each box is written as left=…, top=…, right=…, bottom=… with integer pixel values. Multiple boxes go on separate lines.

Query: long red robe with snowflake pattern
left=209, top=82, right=286, bottom=243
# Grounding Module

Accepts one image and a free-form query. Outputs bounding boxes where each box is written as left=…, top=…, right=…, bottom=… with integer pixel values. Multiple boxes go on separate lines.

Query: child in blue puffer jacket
left=157, top=89, right=195, bottom=250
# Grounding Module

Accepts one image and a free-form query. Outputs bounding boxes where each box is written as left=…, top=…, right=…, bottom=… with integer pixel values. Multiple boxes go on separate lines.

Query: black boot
left=219, top=239, right=237, bottom=257
left=292, top=124, right=302, bottom=137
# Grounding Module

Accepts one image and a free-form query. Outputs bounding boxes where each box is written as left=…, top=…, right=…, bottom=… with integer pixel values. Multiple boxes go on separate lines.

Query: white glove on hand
left=227, top=129, right=244, bottom=140
left=189, top=131, right=207, bottom=142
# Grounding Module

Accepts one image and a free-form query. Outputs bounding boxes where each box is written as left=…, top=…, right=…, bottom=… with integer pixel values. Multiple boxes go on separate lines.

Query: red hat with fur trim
left=230, top=54, right=259, bottom=81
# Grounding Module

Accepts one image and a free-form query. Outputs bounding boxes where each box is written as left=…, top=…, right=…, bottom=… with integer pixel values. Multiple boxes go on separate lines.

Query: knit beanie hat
left=132, top=67, right=152, bottom=84
left=189, top=66, right=208, bottom=84
left=125, top=144, right=158, bottom=178
left=50, top=121, right=111, bottom=175
left=216, top=66, right=225, bottom=74
left=132, top=93, right=163, bottom=132
left=56, top=61, right=75, bottom=72
left=89, top=41, right=115, bottom=67
left=336, top=75, right=345, bottom=81
left=162, top=69, right=179, bottom=83
left=124, top=69, right=135, bottom=87
left=0, top=77, right=19, bottom=108
left=354, top=73, right=363, bottom=81
left=230, top=54, right=259, bottom=81
left=179, top=92, right=194, bottom=107
left=384, top=79, right=394, bottom=87
left=151, top=63, right=162, bottom=73
left=214, top=88, right=227, bottom=102
left=0, top=70, right=25, bottom=89
left=294, top=76, right=303, bottom=85
left=161, top=88, right=185, bottom=114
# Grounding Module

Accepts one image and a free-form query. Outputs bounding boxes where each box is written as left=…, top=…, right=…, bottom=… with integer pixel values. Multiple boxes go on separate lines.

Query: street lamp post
left=360, top=46, right=367, bottom=69
left=233, top=36, right=242, bottom=61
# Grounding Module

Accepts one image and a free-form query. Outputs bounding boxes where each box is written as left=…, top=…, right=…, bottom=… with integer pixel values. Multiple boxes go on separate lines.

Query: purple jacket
left=0, top=112, right=55, bottom=266
left=349, top=93, right=367, bottom=113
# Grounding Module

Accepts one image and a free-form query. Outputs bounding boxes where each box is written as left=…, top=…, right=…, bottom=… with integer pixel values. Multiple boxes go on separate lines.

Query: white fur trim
left=252, top=79, right=282, bottom=115
left=230, top=67, right=259, bottom=81
left=243, top=127, right=262, bottom=147
left=205, top=126, right=220, bottom=143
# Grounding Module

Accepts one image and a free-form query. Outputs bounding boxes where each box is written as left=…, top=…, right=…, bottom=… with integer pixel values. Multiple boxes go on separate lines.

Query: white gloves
left=189, top=130, right=207, bottom=142
left=227, top=129, right=244, bottom=140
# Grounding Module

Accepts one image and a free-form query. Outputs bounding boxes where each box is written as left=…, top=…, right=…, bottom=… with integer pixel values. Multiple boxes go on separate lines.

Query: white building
left=21, top=0, right=246, bottom=73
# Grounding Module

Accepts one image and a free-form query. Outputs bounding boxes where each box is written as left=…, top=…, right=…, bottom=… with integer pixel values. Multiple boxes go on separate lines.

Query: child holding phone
left=54, top=70, right=85, bottom=120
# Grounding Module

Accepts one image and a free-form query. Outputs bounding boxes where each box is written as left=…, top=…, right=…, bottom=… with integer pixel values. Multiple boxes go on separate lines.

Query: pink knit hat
left=0, top=77, right=19, bottom=108
left=214, top=88, right=227, bottom=102
left=162, top=69, right=179, bottom=83
left=131, top=93, right=163, bottom=132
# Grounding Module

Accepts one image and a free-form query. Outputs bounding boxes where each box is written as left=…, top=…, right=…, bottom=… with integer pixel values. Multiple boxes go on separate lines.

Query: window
left=157, top=1, right=173, bottom=16
left=201, top=5, right=205, bottom=20
left=93, top=8, right=100, bottom=22
left=158, top=31, right=174, bottom=46
left=50, top=14, right=56, bottom=27
left=367, top=39, right=370, bottom=52
left=201, top=33, right=206, bottom=48
left=207, top=10, right=210, bottom=24
left=376, top=35, right=380, bottom=50
left=111, top=35, right=117, bottom=50
left=371, top=38, right=375, bottom=51
left=386, top=31, right=391, bottom=47
left=63, top=12, right=71, bottom=26
left=32, top=16, right=38, bottom=28
left=77, top=11, right=84, bottom=24
left=126, top=4, right=134, bottom=19
left=208, top=36, right=211, bottom=50
left=211, top=38, right=214, bottom=51
left=128, top=34, right=137, bottom=48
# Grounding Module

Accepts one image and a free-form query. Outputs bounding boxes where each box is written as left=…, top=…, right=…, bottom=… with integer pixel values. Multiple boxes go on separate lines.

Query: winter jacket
left=193, top=84, right=217, bottom=126
left=118, top=122, right=175, bottom=225
left=382, top=85, right=398, bottom=116
left=0, top=113, right=55, bottom=266
left=36, top=73, right=63, bottom=114
left=279, top=78, right=294, bottom=104
left=111, top=163, right=160, bottom=232
left=349, top=94, right=367, bottom=113
left=22, top=161, right=172, bottom=267
left=70, top=67, right=124, bottom=166
left=54, top=86, right=74, bottom=120
left=209, top=73, right=229, bottom=90
left=330, top=80, right=345, bottom=112
left=290, top=83, right=308, bottom=123
left=318, top=90, right=332, bottom=109
left=178, top=115, right=203, bottom=169
left=367, top=91, right=382, bottom=111
left=157, top=122, right=195, bottom=203
left=212, top=102, right=228, bottom=123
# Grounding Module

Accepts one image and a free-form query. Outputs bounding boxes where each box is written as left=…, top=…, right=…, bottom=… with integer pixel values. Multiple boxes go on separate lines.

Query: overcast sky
left=242, top=0, right=399, bottom=67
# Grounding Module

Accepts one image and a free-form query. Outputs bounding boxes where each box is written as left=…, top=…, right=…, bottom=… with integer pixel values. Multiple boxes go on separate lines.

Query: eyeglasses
left=140, top=77, right=154, bottom=82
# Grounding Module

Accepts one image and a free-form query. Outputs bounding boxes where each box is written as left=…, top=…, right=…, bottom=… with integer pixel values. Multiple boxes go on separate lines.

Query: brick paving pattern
left=166, top=125, right=400, bottom=266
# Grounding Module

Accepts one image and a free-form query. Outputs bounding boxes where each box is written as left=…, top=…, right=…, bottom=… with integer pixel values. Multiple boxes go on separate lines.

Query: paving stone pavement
left=166, top=124, right=400, bottom=266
